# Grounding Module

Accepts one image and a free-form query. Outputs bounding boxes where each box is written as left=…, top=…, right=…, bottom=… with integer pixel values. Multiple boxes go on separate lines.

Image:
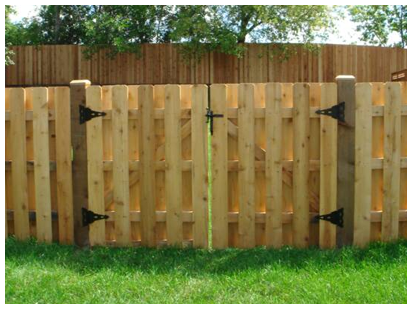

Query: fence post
left=70, top=80, right=91, bottom=247
left=336, top=75, right=356, bottom=247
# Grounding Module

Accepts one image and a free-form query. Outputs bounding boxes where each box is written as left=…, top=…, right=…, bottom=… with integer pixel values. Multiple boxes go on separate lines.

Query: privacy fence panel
left=5, top=86, right=73, bottom=243
left=5, top=82, right=407, bottom=249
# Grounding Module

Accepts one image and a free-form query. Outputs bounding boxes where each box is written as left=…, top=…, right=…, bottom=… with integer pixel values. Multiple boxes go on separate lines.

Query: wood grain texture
left=238, top=84, right=255, bottom=248
left=6, top=44, right=406, bottom=86
left=86, top=86, right=105, bottom=245
left=165, top=85, right=183, bottom=246
left=354, top=83, right=372, bottom=247
left=319, top=83, right=338, bottom=248
left=191, top=85, right=209, bottom=248
left=112, top=85, right=130, bottom=246
left=265, top=83, right=283, bottom=248
left=32, top=87, right=53, bottom=242
left=382, top=82, right=401, bottom=241
left=139, top=85, right=157, bottom=247
left=211, top=84, right=228, bottom=249
left=292, top=83, right=310, bottom=248
left=70, top=80, right=91, bottom=247
left=10, top=88, right=30, bottom=239
left=55, top=87, right=74, bottom=244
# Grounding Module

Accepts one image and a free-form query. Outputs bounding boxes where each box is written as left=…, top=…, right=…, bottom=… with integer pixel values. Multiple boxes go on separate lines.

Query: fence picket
left=32, top=87, right=52, bottom=242
left=10, top=88, right=30, bottom=239
left=292, top=83, right=310, bottom=248
left=265, top=83, right=283, bottom=248
left=55, top=87, right=74, bottom=244
left=165, top=85, right=183, bottom=246
left=238, top=84, right=256, bottom=248
left=112, top=85, right=130, bottom=246
left=354, top=83, right=372, bottom=247
left=191, top=85, right=209, bottom=248
left=211, top=84, right=228, bottom=249
left=139, top=85, right=157, bottom=247
left=382, top=82, right=401, bottom=241
left=319, top=83, right=337, bottom=248
left=86, top=86, right=105, bottom=245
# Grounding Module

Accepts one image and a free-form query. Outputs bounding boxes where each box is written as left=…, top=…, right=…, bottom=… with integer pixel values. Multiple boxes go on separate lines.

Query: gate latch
left=312, top=208, right=344, bottom=228
left=79, top=105, right=107, bottom=124
left=82, top=208, right=109, bottom=227
left=205, top=108, right=223, bottom=135
left=316, top=102, right=345, bottom=123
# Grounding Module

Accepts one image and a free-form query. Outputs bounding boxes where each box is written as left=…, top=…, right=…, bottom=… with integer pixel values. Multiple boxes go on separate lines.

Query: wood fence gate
left=5, top=80, right=407, bottom=249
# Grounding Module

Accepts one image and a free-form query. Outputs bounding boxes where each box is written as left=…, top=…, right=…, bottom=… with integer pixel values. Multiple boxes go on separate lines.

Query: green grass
left=5, top=237, right=407, bottom=304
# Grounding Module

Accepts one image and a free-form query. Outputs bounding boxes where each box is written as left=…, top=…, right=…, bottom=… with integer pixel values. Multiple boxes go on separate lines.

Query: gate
left=5, top=80, right=407, bottom=249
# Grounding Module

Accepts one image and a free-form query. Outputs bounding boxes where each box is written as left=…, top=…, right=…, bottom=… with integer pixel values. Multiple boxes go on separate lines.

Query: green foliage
left=82, top=5, right=173, bottom=58
left=348, top=5, right=407, bottom=47
left=5, top=237, right=407, bottom=304
left=169, top=5, right=334, bottom=60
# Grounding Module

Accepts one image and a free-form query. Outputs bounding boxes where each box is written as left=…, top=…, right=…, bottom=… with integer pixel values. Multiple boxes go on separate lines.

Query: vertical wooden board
left=101, top=86, right=114, bottom=241
left=319, top=83, right=337, bottom=249
left=154, top=85, right=166, bottom=242
left=25, top=89, right=37, bottom=239
left=238, top=84, right=255, bottom=248
left=211, top=84, right=228, bottom=249
left=128, top=86, right=140, bottom=242
left=192, top=85, right=209, bottom=248
left=112, top=85, right=130, bottom=246
left=32, top=88, right=52, bottom=242
left=180, top=85, right=193, bottom=242
left=227, top=84, right=239, bottom=247
left=399, top=83, right=407, bottom=238
left=308, top=83, right=321, bottom=246
left=86, top=86, right=105, bottom=245
left=265, top=83, right=283, bottom=248
left=371, top=83, right=384, bottom=241
left=10, top=88, right=30, bottom=240
left=354, top=83, right=372, bottom=247
left=382, top=83, right=401, bottom=241
left=55, top=87, right=74, bottom=244
left=165, top=85, right=183, bottom=246
left=139, top=85, right=157, bottom=247
left=253, top=84, right=266, bottom=246
left=281, top=84, right=294, bottom=246
left=292, top=83, right=310, bottom=248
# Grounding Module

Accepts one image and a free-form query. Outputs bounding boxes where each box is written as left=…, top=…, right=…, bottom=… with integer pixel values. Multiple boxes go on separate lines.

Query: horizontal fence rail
left=5, top=82, right=407, bottom=248
left=6, top=44, right=407, bottom=87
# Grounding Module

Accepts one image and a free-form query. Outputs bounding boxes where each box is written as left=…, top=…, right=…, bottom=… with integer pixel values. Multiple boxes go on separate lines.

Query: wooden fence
left=5, top=81, right=407, bottom=248
left=5, top=44, right=407, bottom=87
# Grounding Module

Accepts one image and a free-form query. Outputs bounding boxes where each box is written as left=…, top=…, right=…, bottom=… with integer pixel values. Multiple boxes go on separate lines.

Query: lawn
left=5, top=237, right=407, bottom=304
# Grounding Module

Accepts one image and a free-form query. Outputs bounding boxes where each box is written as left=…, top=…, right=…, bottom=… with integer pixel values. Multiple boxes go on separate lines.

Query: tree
left=82, top=5, right=173, bottom=58
left=348, top=5, right=407, bottom=48
left=169, top=5, right=334, bottom=59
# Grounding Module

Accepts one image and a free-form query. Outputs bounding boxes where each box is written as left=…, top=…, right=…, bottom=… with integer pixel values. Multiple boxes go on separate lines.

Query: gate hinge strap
left=79, top=105, right=107, bottom=124
left=315, top=101, right=345, bottom=123
left=312, top=208, right=344, bottom=228
left=82, top=208, right=109, bottom=227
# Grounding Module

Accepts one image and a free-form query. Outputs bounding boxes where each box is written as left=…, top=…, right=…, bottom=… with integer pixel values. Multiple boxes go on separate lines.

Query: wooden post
left=70, top=80, right=91, bottom=247
left=336, top=76, right=356, bottom=247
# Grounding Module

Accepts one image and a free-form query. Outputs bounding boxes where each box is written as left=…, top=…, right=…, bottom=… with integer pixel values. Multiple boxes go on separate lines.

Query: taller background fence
left=6, top=44, right=407, bottom=87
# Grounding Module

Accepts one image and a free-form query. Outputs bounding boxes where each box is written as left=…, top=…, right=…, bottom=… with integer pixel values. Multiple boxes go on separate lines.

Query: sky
left=8, top=5, right=401, bottom=46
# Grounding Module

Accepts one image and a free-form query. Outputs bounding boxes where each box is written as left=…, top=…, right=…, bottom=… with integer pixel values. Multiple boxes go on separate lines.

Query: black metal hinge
left=316, top=102, right=345, bottom=123
left=312, top=208, right=344, bottom=228
left=79, top=105, right=107, bottom=124
left=82, top=208, right=109, bottom=227
left=205, top=108, right=223, bottom=135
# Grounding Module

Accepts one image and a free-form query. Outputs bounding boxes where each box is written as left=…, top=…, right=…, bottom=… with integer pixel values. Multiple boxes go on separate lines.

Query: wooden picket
left=4, top=81, right=407, bottom=248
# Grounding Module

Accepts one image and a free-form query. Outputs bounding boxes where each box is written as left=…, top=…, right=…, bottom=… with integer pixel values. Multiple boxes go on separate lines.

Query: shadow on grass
left=5, top=237, right=406, bottom=276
